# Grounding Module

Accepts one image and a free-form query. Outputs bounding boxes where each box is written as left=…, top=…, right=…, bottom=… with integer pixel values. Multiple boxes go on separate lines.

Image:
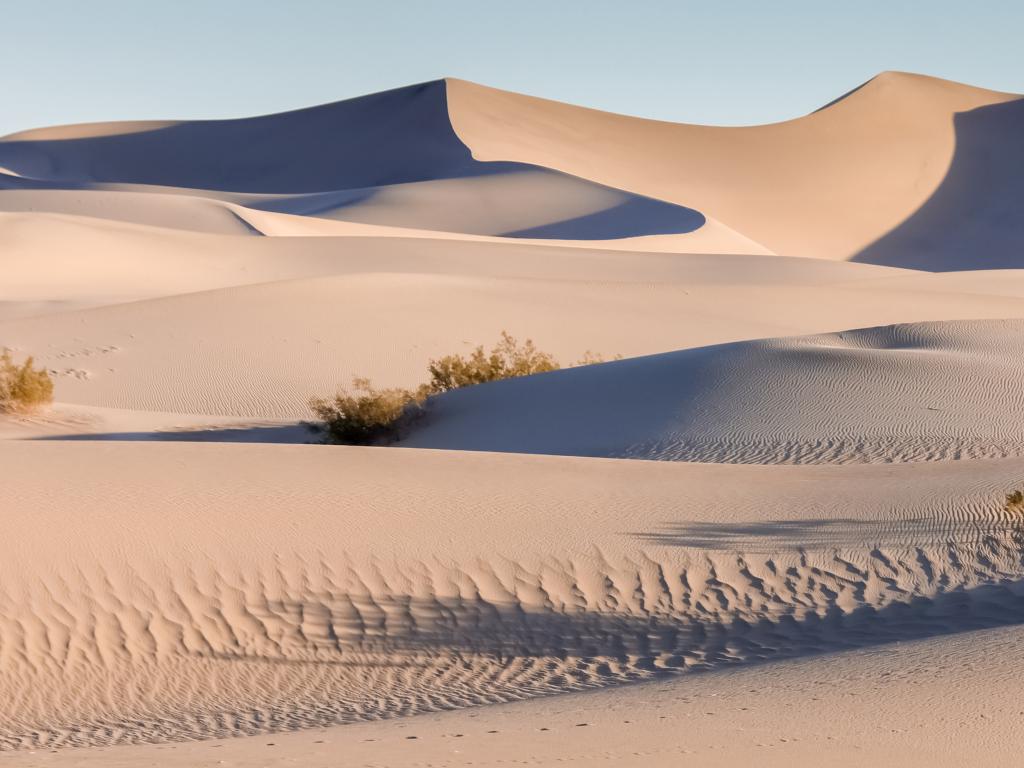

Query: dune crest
left=447, top=73, right=1023, bottom=265
left=405, top=319, right=1024, bottom=463
left=4, top=68, right=1024, bottom=766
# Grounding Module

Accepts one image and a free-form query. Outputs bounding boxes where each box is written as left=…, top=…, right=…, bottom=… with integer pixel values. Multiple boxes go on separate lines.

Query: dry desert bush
left=0, top=349, right=54, bottom=412
left=423, top=331, right=559, bottom=394
left=309, top=377, right=426, bottom=446
left=1005, top=490, right=1024, bottom=517
left=309, top=332, right=617, bottom=445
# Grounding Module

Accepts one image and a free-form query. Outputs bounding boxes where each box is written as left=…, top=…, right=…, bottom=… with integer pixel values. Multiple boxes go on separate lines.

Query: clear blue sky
left=1, top=0, right=1020, bottom=136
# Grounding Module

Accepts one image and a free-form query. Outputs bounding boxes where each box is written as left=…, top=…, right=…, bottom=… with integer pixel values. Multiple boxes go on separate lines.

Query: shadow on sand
left=853, top=96, right=1024, bottom=270
left=632, top=516, right=1019, bottom=550
left=30, top=423, right=313, bottom=444
left=250, top=569, right=1024, bottom=680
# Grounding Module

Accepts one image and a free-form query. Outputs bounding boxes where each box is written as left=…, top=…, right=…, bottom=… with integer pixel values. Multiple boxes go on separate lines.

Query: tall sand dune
left=4, top=73, right=1021, bottom=262
left=7, top=263, right=1024, bottom=427
left=448, top=73, right=1024, bottom=266
left=0, top=82, right=712, bottom=243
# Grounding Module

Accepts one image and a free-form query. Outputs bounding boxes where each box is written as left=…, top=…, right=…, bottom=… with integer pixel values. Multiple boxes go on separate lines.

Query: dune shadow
left=30, top=423, right=312, bottom=444
left=633, top=516, right=1019, bottom=550
left=0, top=80, right=710, bottom=240
left=502, top=195, right=706, bottom=240
left=852, top=96, right=1024, bottom=270
left=0, top=81, right=527, bottom=192
left=257, top=571, right=1024, bottom=680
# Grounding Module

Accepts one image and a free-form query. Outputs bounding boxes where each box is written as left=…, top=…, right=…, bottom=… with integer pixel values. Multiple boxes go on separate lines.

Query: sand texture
left=2, top=72, right=1024, bottom=766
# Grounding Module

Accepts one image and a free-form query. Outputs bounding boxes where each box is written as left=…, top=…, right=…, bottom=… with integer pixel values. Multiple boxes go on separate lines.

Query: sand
left=2, top=72, right=1024, bottom=766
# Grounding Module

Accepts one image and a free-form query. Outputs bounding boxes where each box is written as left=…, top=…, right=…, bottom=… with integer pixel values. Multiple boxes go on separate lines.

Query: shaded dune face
left=7, top=72, right=1024, bottom=760
left=853, top=97, right=1024, bottom=270
left=404, top=319, right=1024, bottom=463
left=445, top=73, right=1024, bottom=267
left=0, top=81, right=706, bottom=240
left=0, top=81, right=485, bottom=191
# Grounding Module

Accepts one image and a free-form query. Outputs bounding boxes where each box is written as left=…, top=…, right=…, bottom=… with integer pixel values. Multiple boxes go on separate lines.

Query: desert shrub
left=1005, top=490, right=1024, bottom=516
left=573, top=350, right=623, bottom=366
left=308, top=377, right=423, bottom=446
left=311, top=332, right=619, bottom=444
left=0, top=349, right=54, bottom=412
left=423, top=331, right=560, bottom=395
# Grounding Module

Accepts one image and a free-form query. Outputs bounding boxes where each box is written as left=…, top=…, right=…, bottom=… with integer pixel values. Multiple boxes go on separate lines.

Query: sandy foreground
left=1, top=72, right=1024, bottom=765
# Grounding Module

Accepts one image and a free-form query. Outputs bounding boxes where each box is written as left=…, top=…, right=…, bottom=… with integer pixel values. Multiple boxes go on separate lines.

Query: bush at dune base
left=0, top=349, right=54, bottom=413
left=309, top=377, right=425, bottom=446
left=308, top=332, right=616, bottom=446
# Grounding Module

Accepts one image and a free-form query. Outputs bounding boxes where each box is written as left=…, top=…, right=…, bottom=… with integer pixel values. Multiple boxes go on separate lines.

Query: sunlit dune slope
left=448, top=73, right=1024, bottom=266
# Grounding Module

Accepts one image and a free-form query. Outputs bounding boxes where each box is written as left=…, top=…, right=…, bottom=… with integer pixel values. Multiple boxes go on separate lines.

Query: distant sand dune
left=0, top=81, right=712, bottom=244
left=448, top=73, right=1024, bottom=266
left=4, top=73, right=1020, bottom=263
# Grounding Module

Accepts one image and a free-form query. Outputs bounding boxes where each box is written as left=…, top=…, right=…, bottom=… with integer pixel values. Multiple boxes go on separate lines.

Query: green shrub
left=308, top=377, right=423, bottom=446
left=0, top=349, right=54, bottom=412
left=423, top=331, right=560, bottom=395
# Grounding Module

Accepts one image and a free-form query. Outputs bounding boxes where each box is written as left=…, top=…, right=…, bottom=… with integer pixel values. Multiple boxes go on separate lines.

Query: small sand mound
left=404, top=319, right=1024, bottom=463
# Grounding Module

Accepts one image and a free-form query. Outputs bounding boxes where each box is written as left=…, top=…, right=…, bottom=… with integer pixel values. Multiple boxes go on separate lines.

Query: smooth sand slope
left=3, top=71, right=1024, bottom=766
left=3, top=73, right=1022, bottom=265
left=0, top=81, right=722, bottom=246
left=406, top=319, right=1024, bottom=463
left=6, top=257, right=1024, bottom=433
left=449, top=73, right=1024, bottom=267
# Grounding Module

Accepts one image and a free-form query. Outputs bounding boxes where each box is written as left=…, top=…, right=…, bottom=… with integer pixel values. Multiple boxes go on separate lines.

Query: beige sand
left=448, top=73, right=1023, bottom=266
left=1, top=71, right=1024, bottom=766
left=3, top=441, right=1024, bottom=753
left=14, top=625, right=1019, bottom=767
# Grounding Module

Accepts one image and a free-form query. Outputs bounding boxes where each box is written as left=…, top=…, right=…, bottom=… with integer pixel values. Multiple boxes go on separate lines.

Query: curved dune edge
left=0, top=185, right=772, bottom=254
left=446, top=73, right=1022, bottom=263
left=0, top=119, right=179, bottom=142
left=0, top=81, right=725, bottom=246
left=406, top=318, right=1024, bottom=463
left=3, top=441, right=1024, bottom=747
left=3, top=70, right=1024, bottom=764
left=1, top=73, right=1020, bottom=266
left=10, top=269, right=1024, bottom=422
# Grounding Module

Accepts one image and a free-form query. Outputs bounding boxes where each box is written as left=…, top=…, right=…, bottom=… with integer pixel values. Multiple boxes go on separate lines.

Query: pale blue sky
left=1, top=1, right=1020, bottom=136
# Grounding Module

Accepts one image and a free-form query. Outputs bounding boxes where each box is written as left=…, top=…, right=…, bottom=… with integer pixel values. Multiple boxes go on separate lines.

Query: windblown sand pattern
left=2, top=72, right=1024, bottom=765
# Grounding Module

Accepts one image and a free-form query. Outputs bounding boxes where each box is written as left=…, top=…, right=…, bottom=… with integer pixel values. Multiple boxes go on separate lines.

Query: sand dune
left=3, top=441, right=1024, bottom=749
left=4, top=73, right=1020, bottom=263
left=4, top=70, right=1024, bottom=766
left=7, top=265, right=1024, bottom=426
left=32, top=625, right=1023, bottom=767
left=405, top=319, right=1024, bottom=463
left=449, top=73, right=1024, bottom=267
left=0, top=81, right=712, bottom=244
left=0, top=173, right=707, bottom=241
left=0, top=82, right=480, bottom=191
left=9, top=260, right=1024, bottom=434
